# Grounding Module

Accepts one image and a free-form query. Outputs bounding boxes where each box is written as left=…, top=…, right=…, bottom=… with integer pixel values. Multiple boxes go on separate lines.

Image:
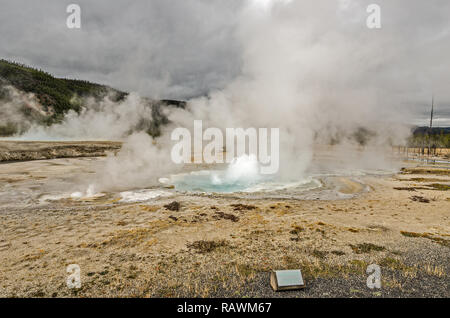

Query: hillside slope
left=0, top=59, right=127, bottom=117
left=0, top=59, right=185, bottom=137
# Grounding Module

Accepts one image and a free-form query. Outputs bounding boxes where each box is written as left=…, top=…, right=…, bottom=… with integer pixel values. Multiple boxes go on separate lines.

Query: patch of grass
left=140, top=205, right=160, bottom=212
left=301, top=259, right=369, bottom=279
left=367, top=224, right=390, bottom=232
left=400, top=231, right=424, bottom=238
left=401, top=177, right=444, bottom=182
left=382, top=276, right=403, bottom=289
left=230, top=204, right=257, bottom=211
left=281, top=255, right=298, bottom=268
left=350, top=288, right=363, bottom=295
left=426, top=183, right=450, bottom=191
left=394, top=187, right=417, bottom=191
left=316, top=228, right=326, bottom=235
left=410, top=195, right=430, bottom=203
left=423, top=264, right=445, bottom=277
left=22, top=249, right=47, bottom=261
left=396, top=184, right=450, bottom=191
left=235, top=264, right=256, bottom=279
left=350, top=243, right=385, bottom=254
left=311, top=249, right=328, bottom=259
left=349, top=260, right=369, bottom=272
left=213, top=211, right=239, bottom=222
left=379, top=257, right=406, bottom=270
left=289, top=225, right=304, bottom=235
left=100, top=227, right=154, bottom=246
left=400, top=168, right=450, bottom=176
left=187, top=240, right=229, bottom=253
left=400, top=231, right=450, bottom=247
left=394, top=183, right=450, bottom=191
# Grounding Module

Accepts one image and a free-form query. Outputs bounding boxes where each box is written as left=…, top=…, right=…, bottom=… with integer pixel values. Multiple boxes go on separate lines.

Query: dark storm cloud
left=0, top=0, right=449, bottom=125
left=0, top=0, right=243, bottom=98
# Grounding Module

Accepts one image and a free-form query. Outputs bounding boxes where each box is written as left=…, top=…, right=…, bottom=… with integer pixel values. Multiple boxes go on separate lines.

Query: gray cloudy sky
left=0, top=0, right=449, bottom=126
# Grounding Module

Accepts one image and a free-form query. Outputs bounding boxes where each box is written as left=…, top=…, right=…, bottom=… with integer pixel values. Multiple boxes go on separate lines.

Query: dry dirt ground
left=0, top=143, right=449, bottom=298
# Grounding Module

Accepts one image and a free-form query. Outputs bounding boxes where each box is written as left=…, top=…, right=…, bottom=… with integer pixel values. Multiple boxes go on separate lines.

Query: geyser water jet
left=170, top=154, right=266, bottom=193
left=171, top=120, right=280, bottom=174
left=166, top=154, right=320, bottom=194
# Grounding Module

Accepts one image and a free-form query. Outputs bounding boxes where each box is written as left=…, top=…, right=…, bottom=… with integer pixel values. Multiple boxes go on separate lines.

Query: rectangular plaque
left=270, top=269, right=306, bottom=291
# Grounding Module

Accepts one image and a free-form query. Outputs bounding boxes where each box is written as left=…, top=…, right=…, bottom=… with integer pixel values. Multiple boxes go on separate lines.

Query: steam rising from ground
left=94, top=132, right=179, bottom=192
left=19, top=93, right=159, bottom=141
left=178, top=0, right=412, bottom=180
left=4, top=0, right=444, bottom=192
left=0, top=85, right=49, bottom=135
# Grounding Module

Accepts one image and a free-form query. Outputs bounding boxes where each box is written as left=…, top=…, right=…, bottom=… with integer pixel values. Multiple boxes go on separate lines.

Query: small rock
left=164, top=201, right=180, bottom=211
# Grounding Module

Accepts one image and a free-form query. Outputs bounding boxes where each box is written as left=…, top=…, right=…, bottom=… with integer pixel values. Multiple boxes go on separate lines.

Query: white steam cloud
left=18, top=93, right=158, bottom=141
left=0, top=84, right=49, bottom=134
left=3, top=0, right=448, bottom=191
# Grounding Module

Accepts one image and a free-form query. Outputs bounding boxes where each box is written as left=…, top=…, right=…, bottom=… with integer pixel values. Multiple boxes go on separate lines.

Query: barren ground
left=0, top=142, right=448, bottom=298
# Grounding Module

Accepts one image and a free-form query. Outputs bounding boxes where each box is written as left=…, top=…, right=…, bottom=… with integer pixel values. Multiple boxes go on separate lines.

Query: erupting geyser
left=166, top=154, right=265, bottom=193
left=163, top=154, right=320, bottom=194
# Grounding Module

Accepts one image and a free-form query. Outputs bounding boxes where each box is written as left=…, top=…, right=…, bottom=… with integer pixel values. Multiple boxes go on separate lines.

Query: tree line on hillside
left=407, top=128, right=450, bottom=148
left=0, top=59, right=125, bottom=120
left=0, top=59, right=185, bottom=137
